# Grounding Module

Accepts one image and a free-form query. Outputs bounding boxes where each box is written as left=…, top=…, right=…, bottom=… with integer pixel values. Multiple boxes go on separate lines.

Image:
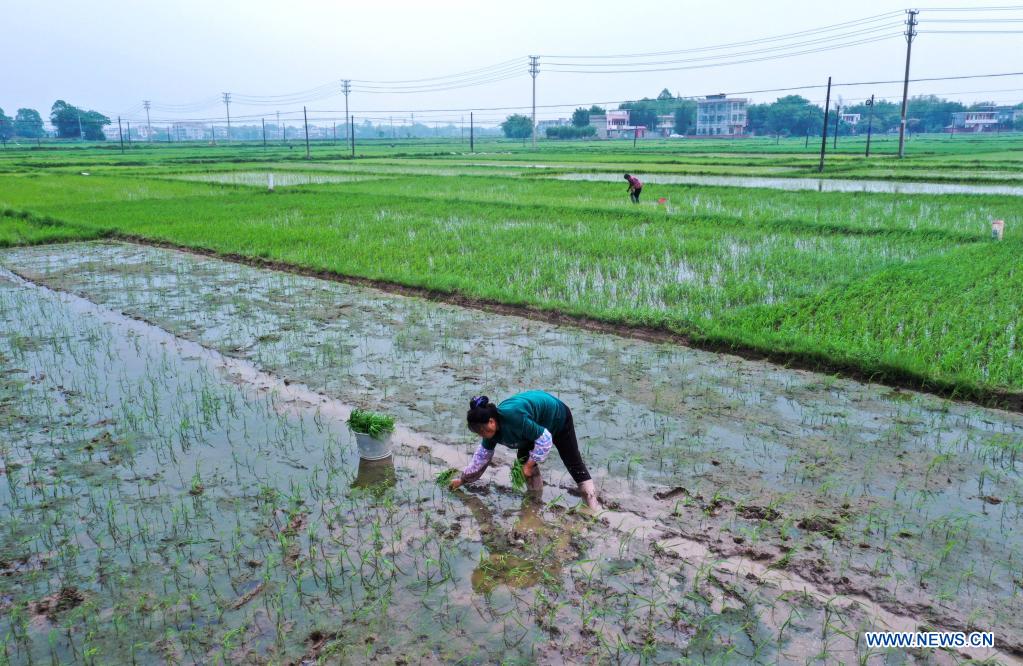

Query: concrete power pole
left=529, top=56, right=539, bottom=149
left=897, top=9, right=919, bottom=159
left=143, top=100, right=152, bottom=142
left=818, top=76, right=832, bottom=173
left=341, top=80, right=352, bottom=146
left=222, top=92, right=232, bottom=143
left=865, top=94, right=875, bottom=157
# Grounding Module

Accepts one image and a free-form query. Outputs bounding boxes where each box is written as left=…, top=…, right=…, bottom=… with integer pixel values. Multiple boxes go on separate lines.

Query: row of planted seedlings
left=7, top=240, right=1023, bottom=637
left=0, top=271, right=800, bottom=664
left=7, top=244, right=1021, bottom=660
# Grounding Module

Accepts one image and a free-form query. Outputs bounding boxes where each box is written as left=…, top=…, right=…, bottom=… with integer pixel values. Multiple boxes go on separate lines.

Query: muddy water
left=552, top=172, right=1023, bottom=196
left=0, top=270, right=758, bottom=664
left=4, top=241, right=1023, bottom=658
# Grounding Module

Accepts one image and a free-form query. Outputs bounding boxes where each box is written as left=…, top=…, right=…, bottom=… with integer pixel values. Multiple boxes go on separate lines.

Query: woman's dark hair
left=623, top=174, right=631, bottom=179
left=467, top=395, right=499, bottom=425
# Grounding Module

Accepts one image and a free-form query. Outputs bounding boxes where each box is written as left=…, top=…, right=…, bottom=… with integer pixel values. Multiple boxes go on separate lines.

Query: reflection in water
left=453, top=492, right=576, bottom=594
left=350, top=456, right=397, bottom=496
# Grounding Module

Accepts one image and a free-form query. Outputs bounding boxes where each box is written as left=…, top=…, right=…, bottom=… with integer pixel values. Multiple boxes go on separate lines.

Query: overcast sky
left=4, top=0, right=1021, bottom=127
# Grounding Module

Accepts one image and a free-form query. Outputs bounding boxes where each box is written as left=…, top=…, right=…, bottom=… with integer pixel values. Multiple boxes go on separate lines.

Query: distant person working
left=624, top=174, right=642, bottom=203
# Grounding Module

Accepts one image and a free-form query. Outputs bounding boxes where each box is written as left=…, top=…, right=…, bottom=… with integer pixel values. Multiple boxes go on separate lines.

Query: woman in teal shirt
left=449, top=391, right=600, bottom=512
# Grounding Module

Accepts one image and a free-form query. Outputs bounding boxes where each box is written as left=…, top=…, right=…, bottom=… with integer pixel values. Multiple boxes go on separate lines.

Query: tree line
left=0, top=101, right=111, bottom=141
left=500, top=89, right=1023, bottom=139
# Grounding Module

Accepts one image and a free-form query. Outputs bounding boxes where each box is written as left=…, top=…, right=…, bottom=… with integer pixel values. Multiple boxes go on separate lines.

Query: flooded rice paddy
left=552, top=172, right=1023, bottom=196
left=2, top=241, right=1022, bottom=663
left=167, top=172, right=381, bottom=187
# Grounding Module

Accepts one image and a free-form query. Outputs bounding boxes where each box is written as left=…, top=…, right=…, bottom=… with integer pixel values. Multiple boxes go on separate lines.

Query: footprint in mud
left=31, top=586, right=84, bottom=622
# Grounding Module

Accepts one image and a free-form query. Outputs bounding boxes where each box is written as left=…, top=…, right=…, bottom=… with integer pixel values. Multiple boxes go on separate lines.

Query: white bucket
left=991, top=219, right=1004, bottom=241
left=268, top=173, right=275, bottom=191
left=354, top=432, right=392, bottom=460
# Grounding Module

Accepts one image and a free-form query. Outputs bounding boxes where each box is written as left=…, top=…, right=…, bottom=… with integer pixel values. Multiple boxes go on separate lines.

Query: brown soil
left=31, top=586, right=84, bottom=620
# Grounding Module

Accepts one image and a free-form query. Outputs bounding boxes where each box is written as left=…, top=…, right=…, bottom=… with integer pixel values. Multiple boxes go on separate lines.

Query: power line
left=544, top=23, right=903, bottom=68
left=539, top=10, right=906, bottom=58
left=546, top=33, right=903, bottom=74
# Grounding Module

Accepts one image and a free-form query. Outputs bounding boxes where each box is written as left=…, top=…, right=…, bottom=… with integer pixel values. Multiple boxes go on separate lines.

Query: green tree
left=765, top=95, right=824, bottom=136
left=746, top=103, right=769, bottom=135
left=50, top=101, right=109, bottom=140
left=673, top=101, right=696, bottom=134
left=14, top=108, right=44, bottom=138
left=571, top=107, right=590, bottom=127
left=80, top=110, right=111, bottom=140
left=844, top=98, right=900, bottom=134
left=0, top=108, right=13, bottom=141
left=588, top=105, right=606, bottom=116
left=50, top=100, right=82, bottom=138
left=500, top=114, right=533, bottom=139
left=906, top=95, right=965, bottom=133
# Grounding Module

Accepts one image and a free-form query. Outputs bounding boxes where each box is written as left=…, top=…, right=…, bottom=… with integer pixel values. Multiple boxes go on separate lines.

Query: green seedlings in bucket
left=346, top=409, right=395, bottom=438
left=511, top=458, right=527, bottom=493
left=436, top=468, right=459, bottom=487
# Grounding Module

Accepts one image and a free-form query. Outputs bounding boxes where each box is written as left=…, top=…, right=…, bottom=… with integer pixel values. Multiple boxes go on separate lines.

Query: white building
left=590, top=110, right=643, bottom=139
left=696, top=94, right=748, bottom=136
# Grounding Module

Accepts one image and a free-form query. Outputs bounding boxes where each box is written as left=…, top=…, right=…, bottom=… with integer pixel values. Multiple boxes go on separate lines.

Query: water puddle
left=167, top=171, right=380, bottom=187
left=551, top=172, right=1023, bottom=196
left=3, top=241, right=1022, bottom=661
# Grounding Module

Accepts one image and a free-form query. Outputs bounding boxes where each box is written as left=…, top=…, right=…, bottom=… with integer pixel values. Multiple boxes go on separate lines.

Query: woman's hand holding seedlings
left=449, top=477, right=463, bottom=491
left=522, top=459, right=537, bottom=478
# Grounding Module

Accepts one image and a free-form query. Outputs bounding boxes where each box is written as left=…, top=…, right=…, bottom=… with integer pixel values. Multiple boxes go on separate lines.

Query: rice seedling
left=345, top=408, right=394, bottom=438
left=2, top=138, right=1023, bottom=662
left=510, top=458, right=527, bottom=493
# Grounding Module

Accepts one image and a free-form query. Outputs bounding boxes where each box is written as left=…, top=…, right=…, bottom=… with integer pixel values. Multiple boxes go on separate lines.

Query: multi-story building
left=656, top=114, right=675, bottom=136
left=951, top=106, right=1021, bottom=131
left=536, top=118, right=569, bottom=133
left=589, top=110, right=641, bottom=139
left=951, top=110, right=999, bottom=132
left=696, top=94, right=748, bottom=136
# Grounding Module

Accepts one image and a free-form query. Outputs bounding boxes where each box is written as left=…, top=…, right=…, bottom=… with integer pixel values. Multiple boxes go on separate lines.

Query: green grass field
left=1, top=135, right=1021, bottom=403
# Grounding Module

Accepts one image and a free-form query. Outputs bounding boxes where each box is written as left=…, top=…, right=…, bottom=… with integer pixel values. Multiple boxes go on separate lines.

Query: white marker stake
left=268, top=173, right=275, bottom=191
left=992, top=219, right=1004, bottom=241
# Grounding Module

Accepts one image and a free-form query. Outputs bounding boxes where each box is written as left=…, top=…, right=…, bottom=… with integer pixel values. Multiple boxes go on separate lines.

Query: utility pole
left=117, top=117, right=125, bottom=153
left=805, top=127, right=810, bottom=148
left=333, top=122, right=336, bottom=144
left=865, top=94, right=875, bottom=157
left=898, top=9, right=919, bottom=159
left=262, top=118, right=267, bottom=149
left=350, top=116, right=355, bottom=158
left=143, top=100, right=152, bottom=142
left=276, top=110, right=281, bottom=142
left=470, top=112, right=474, bottom=153
left=303, top=106, right=311, bottom=158
left=222, top=92, right=232, bottom=143
left=529, top=56, right=539, bottom=149
left=77, top=110, right=84, bottom=141
left=341, top=79, right=351, bottom=147
left=833, top=102, right=841, bottom=149
left=126, top=120, right=132, bottom=145
left=818, top=76, right=832, bottom=173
